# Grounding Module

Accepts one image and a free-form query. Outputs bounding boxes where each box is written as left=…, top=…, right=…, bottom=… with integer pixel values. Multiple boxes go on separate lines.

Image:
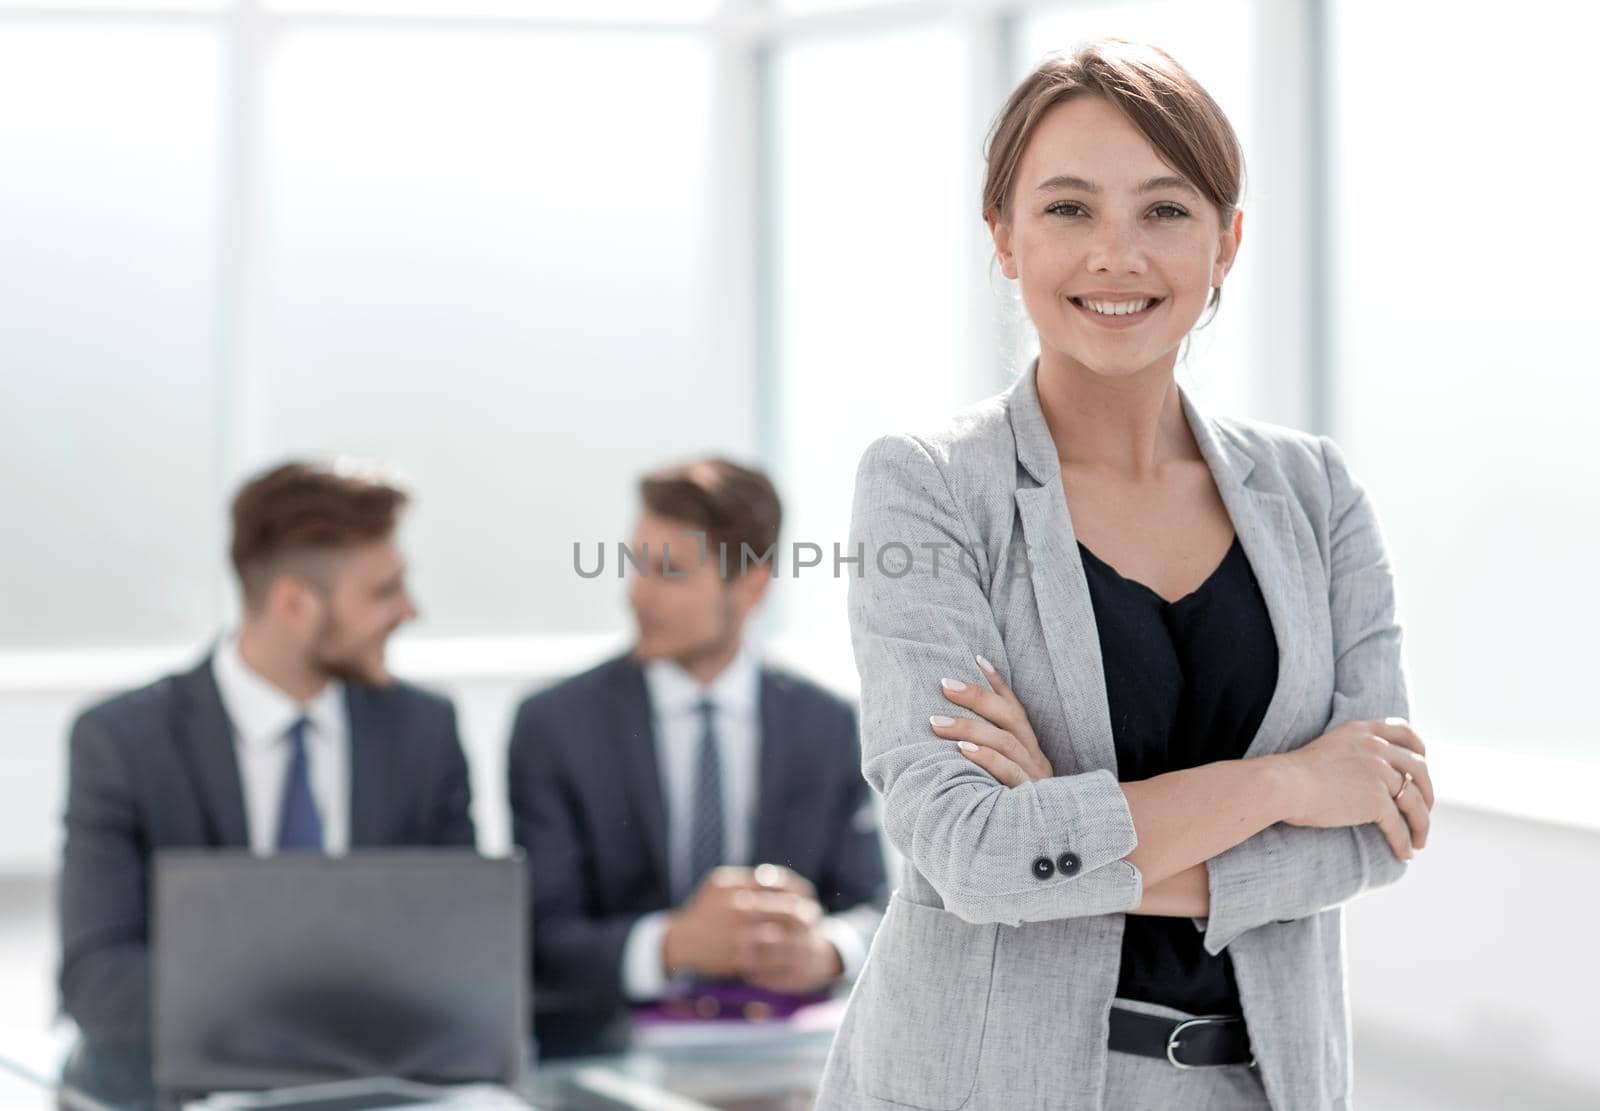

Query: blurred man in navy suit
left=509, top=458, right=886, bottom=1057
left=57, top=461, right=476, bottom=1108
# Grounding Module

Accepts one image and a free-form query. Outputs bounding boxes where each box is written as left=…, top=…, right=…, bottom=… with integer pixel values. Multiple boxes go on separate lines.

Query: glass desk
left=2, top=1024, right=836, bottom=1111
left=522, top=1031, right=833, bottom=1110
left=0, top=1056, right=58, bottom=1111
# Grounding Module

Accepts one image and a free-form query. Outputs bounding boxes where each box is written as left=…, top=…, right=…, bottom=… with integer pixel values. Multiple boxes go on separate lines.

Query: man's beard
left=646, top=596, right=741, bottom=670
left=308, top=615, right=391, bottom=687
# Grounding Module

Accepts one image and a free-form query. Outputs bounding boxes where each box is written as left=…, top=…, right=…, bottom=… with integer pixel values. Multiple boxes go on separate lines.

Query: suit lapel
left=1007, top=365, right=1120, bottom=774
left=752, top=669, right=788, bottom=865
left=1179, top=387, right=1315, bottom=758
left=172, top=657, right=250, bottom=848
left=613, top=656, right=672, bottom=896
left=346, top=684, right=389, bottom=847
left=1013, top=484, right=1121, bottom=774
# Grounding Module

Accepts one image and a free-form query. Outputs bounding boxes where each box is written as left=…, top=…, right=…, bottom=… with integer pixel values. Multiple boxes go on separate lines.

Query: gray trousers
left=1104, top=997, right=1273, bottom=1110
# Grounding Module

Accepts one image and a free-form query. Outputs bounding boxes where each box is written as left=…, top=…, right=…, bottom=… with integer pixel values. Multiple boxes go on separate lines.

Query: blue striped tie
left=685, top=696, right=723, bottom=898
left=276, top=716, right=324, bottom=853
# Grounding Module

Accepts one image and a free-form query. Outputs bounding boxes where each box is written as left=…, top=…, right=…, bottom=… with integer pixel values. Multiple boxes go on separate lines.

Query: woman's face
left=988, top=94, right=1242, bottom=382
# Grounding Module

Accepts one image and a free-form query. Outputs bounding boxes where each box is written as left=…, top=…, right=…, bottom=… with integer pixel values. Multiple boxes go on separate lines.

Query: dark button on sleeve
left=1056, top=851, right=1082, bottom=877
left=1031, top=856, right=1055, bottom=880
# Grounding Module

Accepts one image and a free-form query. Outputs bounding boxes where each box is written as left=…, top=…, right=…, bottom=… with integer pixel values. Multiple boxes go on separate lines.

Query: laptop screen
left=151, top=850, right=527, bottom=1096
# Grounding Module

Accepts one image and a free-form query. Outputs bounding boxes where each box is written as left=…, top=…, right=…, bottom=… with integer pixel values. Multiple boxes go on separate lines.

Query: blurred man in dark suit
left=509, top=458, right=886, bottom=1057
left=57, top=461, right=476, bottom=1108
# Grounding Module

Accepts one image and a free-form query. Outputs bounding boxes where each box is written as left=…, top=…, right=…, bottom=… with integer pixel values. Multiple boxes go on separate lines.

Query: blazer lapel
left=752, top=669, right=789, bottom=865
left=346, top=684, right=390, bottom=847
left=1008, top=366, right=1121, bottom=775
left=613, top=656, right=672, bottom=896
left=1013, top=484, right=1121, bottom=775
left=172, top=656, right=250, bottom=849
left=1179, top=386, right=1316, bottom=758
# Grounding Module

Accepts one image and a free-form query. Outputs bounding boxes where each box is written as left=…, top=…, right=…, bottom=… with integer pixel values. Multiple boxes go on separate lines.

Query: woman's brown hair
left=983, top=38, right=1246, bottom=327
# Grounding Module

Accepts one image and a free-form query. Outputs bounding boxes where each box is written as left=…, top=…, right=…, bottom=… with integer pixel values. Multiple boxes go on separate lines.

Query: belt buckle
left=1165, top=1014, right=1254, bottom=1070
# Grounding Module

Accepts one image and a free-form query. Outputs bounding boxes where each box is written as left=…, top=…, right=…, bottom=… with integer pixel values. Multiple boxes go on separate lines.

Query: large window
left=4, top=0, right=1591, bottom=776
left=1328, top=0, right=1600, bottom=760
left=0, top=22, right=225, bottom=648
left=765, top=22, right=976, bottom=670
left=0, top=4, right=729, bottom=650
left=261, top=27, right=720, bottom=636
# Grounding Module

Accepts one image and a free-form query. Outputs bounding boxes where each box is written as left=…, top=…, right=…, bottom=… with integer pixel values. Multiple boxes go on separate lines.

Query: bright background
left=1, top=1, right=1596, bottom=1107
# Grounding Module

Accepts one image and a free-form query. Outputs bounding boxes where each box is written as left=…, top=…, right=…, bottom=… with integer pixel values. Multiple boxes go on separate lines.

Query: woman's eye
left=1044, top=201, right=1188, bottom=220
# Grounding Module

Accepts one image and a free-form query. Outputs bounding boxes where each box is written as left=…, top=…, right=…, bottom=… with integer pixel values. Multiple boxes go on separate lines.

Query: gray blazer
left=815, top=362, right=1412, bottom=1111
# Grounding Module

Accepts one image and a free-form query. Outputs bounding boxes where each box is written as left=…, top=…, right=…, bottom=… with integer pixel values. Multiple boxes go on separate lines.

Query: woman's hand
left=928, top=655, right=1053, bottom=786
left=1278, top=717, right=1434, bottom=860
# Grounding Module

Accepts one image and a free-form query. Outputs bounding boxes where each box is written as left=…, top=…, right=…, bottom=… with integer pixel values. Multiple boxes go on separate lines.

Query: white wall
left=1349, top=805, right=1600, bottom=1101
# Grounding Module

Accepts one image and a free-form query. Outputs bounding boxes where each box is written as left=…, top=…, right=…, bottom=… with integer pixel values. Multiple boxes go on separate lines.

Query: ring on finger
left=1392, top=770, right=1413, bottom=801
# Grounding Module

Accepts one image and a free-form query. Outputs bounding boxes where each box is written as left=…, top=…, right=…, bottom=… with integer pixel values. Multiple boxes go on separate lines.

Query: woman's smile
left=1068, top=293, right=1166, bottom=330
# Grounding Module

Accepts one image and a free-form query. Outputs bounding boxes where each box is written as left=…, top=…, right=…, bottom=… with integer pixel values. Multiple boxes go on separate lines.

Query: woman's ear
left=1213, top=208, right=1244, bottom=286
left=985, top=210, right=1019, bottom=280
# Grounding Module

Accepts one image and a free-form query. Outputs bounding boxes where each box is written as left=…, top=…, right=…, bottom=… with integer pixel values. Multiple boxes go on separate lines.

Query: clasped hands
left=661, top=863, right=842, bottom=994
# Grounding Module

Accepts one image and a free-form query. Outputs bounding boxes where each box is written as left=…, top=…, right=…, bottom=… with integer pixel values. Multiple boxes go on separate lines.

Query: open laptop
left=151, top=850, right=527, bottom=1101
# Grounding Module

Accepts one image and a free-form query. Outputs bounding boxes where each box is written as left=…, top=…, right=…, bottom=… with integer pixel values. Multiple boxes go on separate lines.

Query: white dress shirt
left=620, top=641, right=867, bottom=1000
left=211, top=634, right=350, bottom=856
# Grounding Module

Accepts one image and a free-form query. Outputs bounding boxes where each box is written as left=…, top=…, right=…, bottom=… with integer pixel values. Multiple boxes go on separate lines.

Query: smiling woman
left=815, top=38, right=1427, bottom=1111
left=983, top=50, right=1244, bottom=381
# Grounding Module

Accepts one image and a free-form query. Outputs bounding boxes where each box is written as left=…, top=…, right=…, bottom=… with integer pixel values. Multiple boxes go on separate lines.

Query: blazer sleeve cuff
left=923, top=768, right=1143, bottom=927
left=1199, top=821, right=1405, bottom=954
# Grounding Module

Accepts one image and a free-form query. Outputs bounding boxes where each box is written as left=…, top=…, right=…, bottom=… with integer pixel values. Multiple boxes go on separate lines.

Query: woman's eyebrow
left=1035, top=173, right=1200, bottom=198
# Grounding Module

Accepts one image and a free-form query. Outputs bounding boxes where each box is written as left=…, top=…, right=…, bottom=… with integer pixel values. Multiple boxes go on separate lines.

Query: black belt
left=1108, top=1005, right=1256, bottom=1069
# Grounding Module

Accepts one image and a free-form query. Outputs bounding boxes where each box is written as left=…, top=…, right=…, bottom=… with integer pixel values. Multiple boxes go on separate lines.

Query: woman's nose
left=1085, top=218, right=1145, bottom=272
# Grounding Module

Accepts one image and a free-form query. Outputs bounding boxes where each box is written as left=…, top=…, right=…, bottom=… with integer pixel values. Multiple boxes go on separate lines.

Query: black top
left=1076, top=532, right=1279, bottom=1016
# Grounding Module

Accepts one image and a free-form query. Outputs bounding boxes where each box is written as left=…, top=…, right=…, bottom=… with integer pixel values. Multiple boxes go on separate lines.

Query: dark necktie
left=276, top=716, right=324, bottom=853
left=686, top=696, right=724, bottom=898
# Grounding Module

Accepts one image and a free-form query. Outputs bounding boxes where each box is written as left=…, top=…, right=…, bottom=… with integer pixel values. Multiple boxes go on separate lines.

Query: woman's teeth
left=1074, top=298, right=1158, bottom=316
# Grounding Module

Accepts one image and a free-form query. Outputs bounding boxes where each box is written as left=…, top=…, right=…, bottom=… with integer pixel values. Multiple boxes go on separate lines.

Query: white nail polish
left=957, top=741, right=978, bottom=752
left=976, top=654, right=994, bottom=673
left=929, top=714, right=955, bottom=727
left=941, top=677, right=966, bottom=692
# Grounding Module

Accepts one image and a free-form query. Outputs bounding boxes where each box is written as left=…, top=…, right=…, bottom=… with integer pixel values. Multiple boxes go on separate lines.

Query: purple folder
left=631, top=981, right=837, bottom=1028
